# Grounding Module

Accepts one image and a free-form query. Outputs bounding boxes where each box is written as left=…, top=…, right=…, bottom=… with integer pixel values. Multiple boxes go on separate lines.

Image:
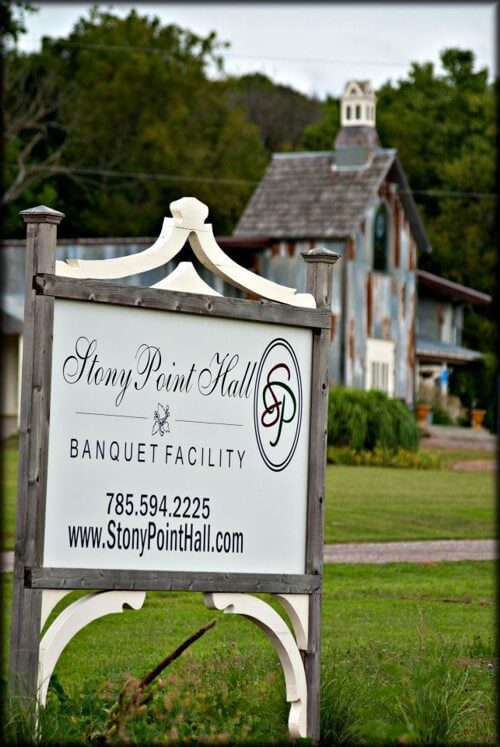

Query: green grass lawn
left=324, top=464, right=495, bottom=543
left=2, top=561, right=495, bottom=743
left=2, top=436, right=495, bottom=742
left=2, top=439, right=495, bottom=549
left=2, top=436, right=18, bottom=551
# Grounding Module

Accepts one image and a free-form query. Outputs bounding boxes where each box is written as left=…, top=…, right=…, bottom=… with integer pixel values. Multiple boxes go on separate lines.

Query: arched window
left=355, top=104, right=361, bottom=119
left=346, top=105, right=351, bottom=120
left=373, top=203, right=390, bottom=272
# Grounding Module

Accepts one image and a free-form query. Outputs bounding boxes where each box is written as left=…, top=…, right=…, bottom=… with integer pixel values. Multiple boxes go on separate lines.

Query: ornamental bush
left=327, top=388, right=419, bottom=452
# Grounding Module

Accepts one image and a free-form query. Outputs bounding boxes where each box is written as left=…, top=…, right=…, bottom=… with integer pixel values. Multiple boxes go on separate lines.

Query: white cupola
left=340, top=80, right=376, bottom=128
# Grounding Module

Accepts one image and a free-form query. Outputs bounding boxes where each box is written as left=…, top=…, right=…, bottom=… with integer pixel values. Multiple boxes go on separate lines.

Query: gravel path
left=323, top=539, right=496, bottom=564
left=1, top=539, right=495, bottom=573
left=451, top=460, right=495, bottom=472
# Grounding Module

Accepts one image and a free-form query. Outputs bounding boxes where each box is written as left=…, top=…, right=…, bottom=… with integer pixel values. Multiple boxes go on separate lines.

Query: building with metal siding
left=233, top=80, right=488, bottom=404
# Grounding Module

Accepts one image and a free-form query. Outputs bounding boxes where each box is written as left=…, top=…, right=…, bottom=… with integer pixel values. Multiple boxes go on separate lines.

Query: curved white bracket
left=41, top=590, right=72, bottom=631
left=56, top=218, right=190, bottom=280
left=38, top=590, right=146, bottom=706
left=55, top=196, right=316, bottom=309
left=204, top=592, right=308, bottom=739
left=276, top=594, right=309, bottom=651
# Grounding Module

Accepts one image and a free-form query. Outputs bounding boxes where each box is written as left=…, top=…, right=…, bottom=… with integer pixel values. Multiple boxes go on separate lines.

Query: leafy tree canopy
left=226, top=72, right=322, bottom=154
left=0, top=1, right=37, bottom=43
left=3, top=7, right=266, bottom=236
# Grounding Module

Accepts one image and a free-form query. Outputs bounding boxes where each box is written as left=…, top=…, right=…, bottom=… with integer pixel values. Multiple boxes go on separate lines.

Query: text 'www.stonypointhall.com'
left=67, top=521, right=244, bottom=557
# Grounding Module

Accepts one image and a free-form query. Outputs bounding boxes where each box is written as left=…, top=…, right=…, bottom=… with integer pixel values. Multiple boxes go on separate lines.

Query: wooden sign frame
left=9, top=201, right=338, bottom=741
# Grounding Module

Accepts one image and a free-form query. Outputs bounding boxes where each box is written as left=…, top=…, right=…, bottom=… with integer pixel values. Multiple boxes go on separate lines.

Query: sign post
left=9, top=205, right=64, bottom=701
left=9, top=198, right=338, bottom=741
left=303, top=248, right=338, bottom=741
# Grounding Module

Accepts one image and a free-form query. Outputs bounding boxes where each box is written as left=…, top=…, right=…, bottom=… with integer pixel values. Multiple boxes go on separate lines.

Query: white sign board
left=44, top=300, right=312, bottom=575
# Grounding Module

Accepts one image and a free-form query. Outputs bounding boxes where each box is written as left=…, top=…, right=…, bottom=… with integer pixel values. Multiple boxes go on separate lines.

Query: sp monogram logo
left=254, top=338, right=302, bottom=472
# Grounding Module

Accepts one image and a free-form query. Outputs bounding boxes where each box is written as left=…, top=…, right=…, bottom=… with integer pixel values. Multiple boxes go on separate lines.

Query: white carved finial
left=170, top=196, right=209, bottom=230
left=54, top=195, right=318, bottom=307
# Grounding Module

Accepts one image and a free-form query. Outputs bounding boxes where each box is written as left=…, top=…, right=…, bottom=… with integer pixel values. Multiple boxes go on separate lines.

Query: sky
left=18, top=2, right=496, bottom=99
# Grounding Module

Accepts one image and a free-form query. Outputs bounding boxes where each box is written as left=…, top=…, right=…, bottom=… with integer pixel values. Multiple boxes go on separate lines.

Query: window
left=346, top=105, right=351, bottom=120
left=373, top=203, right=390, bottom=272
left=371, top=361, right=389, bottom=392
left=366, top=339, right=395, bottom=396
left=355, top=104, right=361, bottom=119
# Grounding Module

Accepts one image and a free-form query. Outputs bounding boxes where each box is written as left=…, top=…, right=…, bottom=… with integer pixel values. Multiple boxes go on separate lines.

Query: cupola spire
left=335, top=80, right=381, bottom=149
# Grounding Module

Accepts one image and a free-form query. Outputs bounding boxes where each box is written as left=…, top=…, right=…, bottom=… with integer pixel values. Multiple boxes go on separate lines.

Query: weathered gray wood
left=302, top=248, right=339, bottom=742
left=26, top=567, right=321, bottom=594
left=34, top=273, right=330, bottom=330
left=10, top=206, right=64, bottom=702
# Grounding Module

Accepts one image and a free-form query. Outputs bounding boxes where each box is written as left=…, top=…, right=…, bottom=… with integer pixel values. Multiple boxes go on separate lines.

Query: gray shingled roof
left=235, top=149, right=394, bottom=239
left=235, top=148, right=431, bottom=251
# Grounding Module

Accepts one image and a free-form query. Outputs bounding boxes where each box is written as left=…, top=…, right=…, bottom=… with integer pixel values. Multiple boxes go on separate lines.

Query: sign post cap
left=20, top=205, right=65, bottom=224
left=301, top=247, right=340, bottom=265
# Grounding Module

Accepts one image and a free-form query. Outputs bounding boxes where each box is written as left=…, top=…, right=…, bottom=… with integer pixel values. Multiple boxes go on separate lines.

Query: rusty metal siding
left=417, top=296, right=460, bottom=346
left=343, top=230, right=369, bottom=390
left=328, top=244, right=345, bottom=384
left=400, top=218, right=410, bottom=270
left=257, top=253, right=307, bottom=293
left=371, top=273, right=392, bottom=339
left=257, top=238, right=345, bottom=385
left=341, top=177, right=417, bottom=404
left=453, top=305, right=464, bottom=345
left=417, top=298, right=438, bottom=340
left=394, top=269, right=416, bottom=402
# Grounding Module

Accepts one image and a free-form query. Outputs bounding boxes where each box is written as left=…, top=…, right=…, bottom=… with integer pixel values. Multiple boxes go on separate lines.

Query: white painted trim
left=55, top=197, right=315, bottom=309
left=151, top=261, right=221, bottom=296
left=17, top=335, right=23, bottom=426
left=366, top=338, right=396, bottom=396
left=276, top=594, right=309, bottom=651
left=40, top=590, right=71, bottom=631
left=204, top=592, right=308, bottom=738
left=38, top=591, right=146, bottom=706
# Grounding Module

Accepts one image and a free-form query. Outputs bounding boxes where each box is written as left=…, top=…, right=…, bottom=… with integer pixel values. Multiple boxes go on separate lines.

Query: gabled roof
left=344, top=80, right=373, bottom=96
left=234, top=148, right=431, bottom=250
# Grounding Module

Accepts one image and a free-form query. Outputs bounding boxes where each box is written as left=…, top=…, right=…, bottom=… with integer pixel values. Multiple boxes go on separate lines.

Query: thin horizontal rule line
left=175, top=419, right=243, bottom=427
left=76, top=411, right=148, bottom=420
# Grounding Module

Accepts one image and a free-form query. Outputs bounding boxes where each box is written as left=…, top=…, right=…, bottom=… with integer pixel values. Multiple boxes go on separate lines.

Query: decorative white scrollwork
left=204, top=592, right=309, bottom=739
left=38, top=590, right=146, bottom=706
left=55, top=196, right=315, bottom=308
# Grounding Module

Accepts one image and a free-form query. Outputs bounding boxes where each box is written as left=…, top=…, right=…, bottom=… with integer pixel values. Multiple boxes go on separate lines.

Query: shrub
left=449, top=352, right=497, bottom=433
left=327, top=446, right=442, bottom=469
left=328, top=388, right=419, bottom=452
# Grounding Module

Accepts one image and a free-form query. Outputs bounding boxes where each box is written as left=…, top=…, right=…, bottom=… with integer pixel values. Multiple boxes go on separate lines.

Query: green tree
left=0, top=1, right=36, bottom=43
left=377, top=49, right=495, bottom=352
left=4, top=7, right=267, bottom=237
left=227, top=72, right=322, bottom=154
left=301, top=96, right=340, bottom=151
